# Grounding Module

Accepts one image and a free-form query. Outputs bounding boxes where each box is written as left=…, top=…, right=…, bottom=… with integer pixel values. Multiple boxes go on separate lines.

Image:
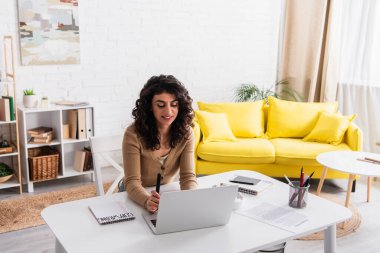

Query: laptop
left=143, top=185, right=238, bottom=234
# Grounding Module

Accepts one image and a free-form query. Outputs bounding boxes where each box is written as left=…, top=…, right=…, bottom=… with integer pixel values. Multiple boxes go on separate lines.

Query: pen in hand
left=156, top=173, right=161, bottom=194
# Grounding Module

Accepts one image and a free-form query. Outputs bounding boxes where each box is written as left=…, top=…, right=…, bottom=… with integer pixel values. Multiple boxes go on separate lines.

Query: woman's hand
left=145, top=190, right=160, bottom=213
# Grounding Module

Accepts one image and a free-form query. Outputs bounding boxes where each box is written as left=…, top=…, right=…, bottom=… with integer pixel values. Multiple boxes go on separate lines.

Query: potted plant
left=234, top=79, right=304, bottom=103
left=0, top=162, right=14, bottom=183
left=23, top=89, right=38, bottom=108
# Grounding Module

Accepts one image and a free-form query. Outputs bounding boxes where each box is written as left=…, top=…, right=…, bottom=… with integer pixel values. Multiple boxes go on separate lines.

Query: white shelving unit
left=18, top=105, right=95, bottom=192
left=0, top=35, right=22, bottom=194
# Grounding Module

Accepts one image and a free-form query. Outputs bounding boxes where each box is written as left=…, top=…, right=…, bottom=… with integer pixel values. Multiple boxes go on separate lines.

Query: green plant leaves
left=234, top=80, right=303, bottom=103
left=0, top=162, right=13, bottom=177
left=23, top=89, right=35, bottom=95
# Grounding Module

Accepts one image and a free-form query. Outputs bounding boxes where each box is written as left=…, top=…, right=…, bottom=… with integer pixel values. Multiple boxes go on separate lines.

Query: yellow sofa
left=194, top=97, right=363, bottom=179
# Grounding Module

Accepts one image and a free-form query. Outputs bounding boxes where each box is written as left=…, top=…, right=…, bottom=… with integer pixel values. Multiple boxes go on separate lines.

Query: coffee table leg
left=345, top=174, right=356, bottom=208
left=367, top=176, right=371, bottom=202
left=317, top=166, right=328, bottom=196
left=324, top=224, right=336, bottom=253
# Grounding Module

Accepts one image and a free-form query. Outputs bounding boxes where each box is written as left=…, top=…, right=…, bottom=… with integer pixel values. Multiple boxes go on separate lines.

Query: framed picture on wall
left=17, top=0, right=80, bottom=65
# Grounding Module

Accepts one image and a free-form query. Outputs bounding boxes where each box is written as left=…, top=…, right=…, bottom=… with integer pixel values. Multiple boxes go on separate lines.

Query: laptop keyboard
left=150, top=219, right=157, bottom=227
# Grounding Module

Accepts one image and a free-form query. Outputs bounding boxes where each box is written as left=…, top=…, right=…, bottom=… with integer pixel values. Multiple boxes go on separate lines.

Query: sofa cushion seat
left=197, top=138, right=275, bottom=164
left=271, top=138, right=352, bottom=166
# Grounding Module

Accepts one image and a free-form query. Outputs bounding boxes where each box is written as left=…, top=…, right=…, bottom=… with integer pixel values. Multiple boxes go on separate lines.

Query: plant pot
left=23, top=95, right=38, bottom=108
left=0, top=173, right=14, bottom=183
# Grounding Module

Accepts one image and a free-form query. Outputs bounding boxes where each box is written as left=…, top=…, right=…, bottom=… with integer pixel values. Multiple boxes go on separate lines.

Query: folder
left=0, top=98, right=10, bottom=121
left=77, top=109, right=86, bottom=139
left=67, top=110, right=78, bottom=139
left=85, top=108, right=93, bottom=138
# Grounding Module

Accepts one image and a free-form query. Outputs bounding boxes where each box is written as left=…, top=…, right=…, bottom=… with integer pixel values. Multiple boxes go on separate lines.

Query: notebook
left=223, top=178, right=273, bottom=195
left=89, top=200, right=135, bottom=225
left=143, top=185, right=238, bottom=234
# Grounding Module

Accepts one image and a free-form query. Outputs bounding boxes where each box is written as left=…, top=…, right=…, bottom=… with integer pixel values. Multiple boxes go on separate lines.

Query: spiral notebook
left=89, top=200, right=135, bottom=225
left=223, top=178, right=273, bottom=195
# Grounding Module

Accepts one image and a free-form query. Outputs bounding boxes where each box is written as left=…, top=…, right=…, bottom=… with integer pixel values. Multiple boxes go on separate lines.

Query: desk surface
left=42, top=170, right=351, bottom=253
left=317, top=151, right=380, bottom=176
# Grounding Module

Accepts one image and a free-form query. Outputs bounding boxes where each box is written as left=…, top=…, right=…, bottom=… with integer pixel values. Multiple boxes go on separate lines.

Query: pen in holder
left=288, top=181, right=309, bottom=208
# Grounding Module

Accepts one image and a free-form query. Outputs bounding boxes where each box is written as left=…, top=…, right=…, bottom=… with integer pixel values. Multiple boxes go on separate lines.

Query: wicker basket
left=28, top=147, right=59, bottom=181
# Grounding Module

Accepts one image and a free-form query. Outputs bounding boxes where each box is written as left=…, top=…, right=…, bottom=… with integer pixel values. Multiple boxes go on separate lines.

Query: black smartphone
left=229, top=176, right=261, bottom=185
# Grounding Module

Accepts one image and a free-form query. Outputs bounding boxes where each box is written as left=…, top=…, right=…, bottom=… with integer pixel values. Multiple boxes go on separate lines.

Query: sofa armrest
left=344, top=122, right=363, bottom=151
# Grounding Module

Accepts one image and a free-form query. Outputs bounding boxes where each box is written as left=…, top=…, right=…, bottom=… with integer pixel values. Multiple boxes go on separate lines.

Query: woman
left=123, top=75, right=198, bottom=213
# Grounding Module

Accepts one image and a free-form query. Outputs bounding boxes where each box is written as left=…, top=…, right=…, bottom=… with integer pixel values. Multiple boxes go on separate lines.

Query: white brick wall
left=0, top=0, right=282, bottom=135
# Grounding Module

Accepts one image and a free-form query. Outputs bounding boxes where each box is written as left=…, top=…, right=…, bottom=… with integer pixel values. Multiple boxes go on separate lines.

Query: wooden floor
left=1, top=172, right=380, bottom=253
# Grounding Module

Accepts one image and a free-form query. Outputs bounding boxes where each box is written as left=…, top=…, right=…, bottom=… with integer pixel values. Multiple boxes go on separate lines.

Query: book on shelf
left=73, top=150, right=86, bottom=172
left=32, top=133, right=53, bottom=142
left=2, top=96, right=14, bottom=121
left=222, top=178, right=273, bottom=195
left=30, top=131, right=53, bottom=138
left=83, top=146, right=93, bottom=171
left=54, top=100, right=89, bottom=107
left=0, top=97, right=10, bottom=121
left=73, top=147, right=93, bottom=172
left=27, top=126, right=53, bottom=135
left=88, top=200, right=135, bottom=225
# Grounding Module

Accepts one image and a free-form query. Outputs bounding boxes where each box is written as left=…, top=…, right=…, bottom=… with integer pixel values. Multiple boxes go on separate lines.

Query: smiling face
left=151, top=92, right=179, bottom=129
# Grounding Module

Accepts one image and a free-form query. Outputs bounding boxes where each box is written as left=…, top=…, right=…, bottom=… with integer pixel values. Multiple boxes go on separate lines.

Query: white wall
left=0, top=0, right=282, bottom=135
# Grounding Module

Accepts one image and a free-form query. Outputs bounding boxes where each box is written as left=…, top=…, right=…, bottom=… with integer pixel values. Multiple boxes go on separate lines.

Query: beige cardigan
left=122, top=124, right=198, bottom=207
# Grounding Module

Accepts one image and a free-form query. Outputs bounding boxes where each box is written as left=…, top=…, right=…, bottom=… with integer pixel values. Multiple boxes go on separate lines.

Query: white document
left=236, top=201, right=308, bottom=233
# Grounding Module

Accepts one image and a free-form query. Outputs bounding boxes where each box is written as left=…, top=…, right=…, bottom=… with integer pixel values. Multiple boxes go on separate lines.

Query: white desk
left=42, top=170, right=351, bottom=253
left=316, top=151, right=380, bottom=207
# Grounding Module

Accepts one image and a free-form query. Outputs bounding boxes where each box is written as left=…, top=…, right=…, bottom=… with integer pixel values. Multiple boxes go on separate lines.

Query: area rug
left=0, top=183, right=111, bottom=234
left=298, top=193, right=361, bottom=240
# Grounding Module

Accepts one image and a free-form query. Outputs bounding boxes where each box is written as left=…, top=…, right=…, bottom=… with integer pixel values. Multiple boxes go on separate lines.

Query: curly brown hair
left=132, top=75, right=194, bottom=150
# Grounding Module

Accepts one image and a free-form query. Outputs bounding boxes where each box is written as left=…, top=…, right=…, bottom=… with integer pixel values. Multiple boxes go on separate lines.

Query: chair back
left=90, top=134, right=124, bottom=196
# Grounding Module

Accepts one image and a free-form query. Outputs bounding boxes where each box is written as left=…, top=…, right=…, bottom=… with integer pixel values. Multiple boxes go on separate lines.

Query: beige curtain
left=278, top=0, right=342, bottom=102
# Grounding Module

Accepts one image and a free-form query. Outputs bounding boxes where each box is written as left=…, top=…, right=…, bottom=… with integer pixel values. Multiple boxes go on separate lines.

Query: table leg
left=345, top=174, right=356, bottom=208
left=324, top=224, right=336, bottom=253
left=316, top=166, right=328, bottom=196
left=55, top=238, right=67, bottom=253
left=367, top=176, right=371, bottom=202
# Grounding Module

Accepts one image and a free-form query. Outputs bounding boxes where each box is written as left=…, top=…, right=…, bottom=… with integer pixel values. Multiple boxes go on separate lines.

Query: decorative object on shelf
left=17, top=0, right=80, bottom=65
left=0, top=162, right=14, bottom=183
left=41, top=96, right=49, bottom=108
left=28, top=146, right=59, bottom=181
left=53, top=100, right=89, bottom=107
left=0, top=134, right=13, bottom=154
left=234, top=79, right=304, bottom=103
left=22, top=89, right=38, bottom=108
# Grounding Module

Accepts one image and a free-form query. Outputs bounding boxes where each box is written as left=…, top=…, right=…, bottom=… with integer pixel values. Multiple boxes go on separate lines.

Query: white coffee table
left=316, top=151, right=380, bottom=207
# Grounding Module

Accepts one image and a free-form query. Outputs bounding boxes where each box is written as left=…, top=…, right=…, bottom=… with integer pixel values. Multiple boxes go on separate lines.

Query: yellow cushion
left=303, top=112, right=356, bottom=145
left=197, top=138, right=275, bottom=164
left=267, top=96, right=338, bottom=138
left=270, top=138, right=352, bottom=166
left=195, top=111, right=236, bottom=143
left=198, top=101, right=265, bottom=137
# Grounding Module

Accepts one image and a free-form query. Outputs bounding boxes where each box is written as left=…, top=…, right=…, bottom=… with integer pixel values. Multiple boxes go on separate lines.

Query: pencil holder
left=288, top=181, right=309, bottom=208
